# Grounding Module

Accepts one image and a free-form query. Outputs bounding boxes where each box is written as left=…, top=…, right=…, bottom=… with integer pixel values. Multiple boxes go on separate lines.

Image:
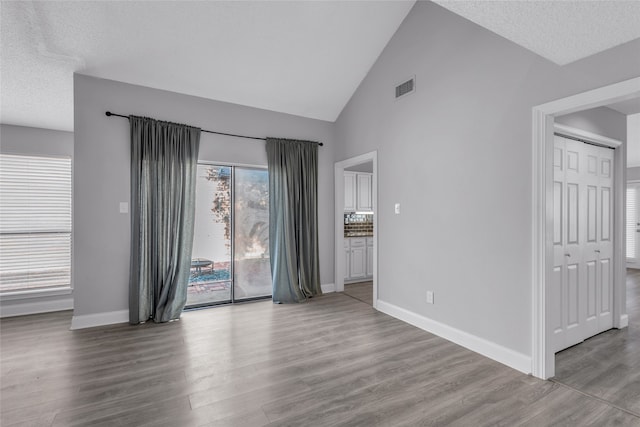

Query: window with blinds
left=0, top=154, right=72, bottom=292
left=627, top=185, right=638, bottom=261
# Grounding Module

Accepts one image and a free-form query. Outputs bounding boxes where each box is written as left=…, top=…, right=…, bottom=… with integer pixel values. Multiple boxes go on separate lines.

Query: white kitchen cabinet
left=357, top=173, right=373, bottom=212
left=366, top=238, right=374, bottom=277
left=344, top=172, right=357, bottom=212
left=344, top=239, right=351, bottom=280
left=350, top=243, right=367, bottom=280
left=344, top=238, right=365, bottom=281
left=344, top=172, right=372, bottom=212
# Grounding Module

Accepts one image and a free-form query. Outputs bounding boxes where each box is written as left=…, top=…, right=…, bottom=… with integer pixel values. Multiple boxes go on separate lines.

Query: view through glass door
left=186, top=164, right=270, bottom=308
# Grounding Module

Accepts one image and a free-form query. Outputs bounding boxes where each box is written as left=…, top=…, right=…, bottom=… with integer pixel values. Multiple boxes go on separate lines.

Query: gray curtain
left=129, top=116, right=200, bottom=324
left=266, top=138, right=321, bottom=303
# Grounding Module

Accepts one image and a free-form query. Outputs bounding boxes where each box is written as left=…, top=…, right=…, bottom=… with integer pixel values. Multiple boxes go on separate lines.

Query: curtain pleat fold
left=266, top=138, right=321, bottom=303
left=129, top=116, right=200, bottom=323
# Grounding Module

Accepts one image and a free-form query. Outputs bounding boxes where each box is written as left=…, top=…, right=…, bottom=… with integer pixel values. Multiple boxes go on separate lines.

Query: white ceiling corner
left=433, top=1, right=640, bottom=66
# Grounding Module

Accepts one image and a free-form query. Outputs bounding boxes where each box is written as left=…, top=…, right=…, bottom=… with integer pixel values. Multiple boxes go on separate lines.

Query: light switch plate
left=394, top=203, right=400, bottom=214
left=426, top=291, right=434, bottom=304
left=119, top=202, right=129, bottom=214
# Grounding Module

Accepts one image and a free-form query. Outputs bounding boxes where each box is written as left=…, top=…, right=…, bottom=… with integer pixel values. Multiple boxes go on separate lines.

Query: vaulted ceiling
left=2, top=1, right=639, bottom=132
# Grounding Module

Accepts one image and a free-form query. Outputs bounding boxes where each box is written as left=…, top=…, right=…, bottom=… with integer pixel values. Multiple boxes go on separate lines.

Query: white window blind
left=627, top=185, right=638, bottom=261
left=0, top=154, right=72, bottom=292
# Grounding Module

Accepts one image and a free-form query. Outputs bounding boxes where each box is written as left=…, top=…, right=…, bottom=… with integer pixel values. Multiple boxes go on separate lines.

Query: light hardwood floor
left=2, top=291, right=640, bottom=426
left=343, top=281, right=373, bottom=306
left=553, top=268, right=640, bottom=417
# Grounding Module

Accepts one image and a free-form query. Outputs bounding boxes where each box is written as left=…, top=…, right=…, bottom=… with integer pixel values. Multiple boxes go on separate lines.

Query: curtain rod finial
left=105, top=111, right=112, bottom=116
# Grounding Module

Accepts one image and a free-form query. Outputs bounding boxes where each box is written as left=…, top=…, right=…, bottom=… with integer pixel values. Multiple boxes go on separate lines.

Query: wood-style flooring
left=343, top=281, right=373, bottom=306
left=2, top=287, right=640, bottom=426
left=554, top=269, right=640, bottom=417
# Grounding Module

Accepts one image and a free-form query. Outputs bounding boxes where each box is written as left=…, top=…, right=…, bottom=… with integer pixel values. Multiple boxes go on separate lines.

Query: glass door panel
left=186, top=165, right=232, bottom=307
left=234, top=168, right=271, bottom=299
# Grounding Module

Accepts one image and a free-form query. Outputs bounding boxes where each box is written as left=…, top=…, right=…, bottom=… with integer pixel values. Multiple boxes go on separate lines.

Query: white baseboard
left=321, top=283, right=336, bottom=293
left=0, top=296, right=73, bottom=318
left=618, top=314, right=629, bottom=329
left=71, top=309, right=129, bottom=330
left=376, top=300, right=531, bottom=375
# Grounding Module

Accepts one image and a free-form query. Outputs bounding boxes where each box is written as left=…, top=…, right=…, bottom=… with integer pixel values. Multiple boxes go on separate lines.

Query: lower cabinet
left=366, top=238, right=373, bottom=277
left=344, top=240, right=350, bottom=281
left=344, top=237, right=373, bottom=282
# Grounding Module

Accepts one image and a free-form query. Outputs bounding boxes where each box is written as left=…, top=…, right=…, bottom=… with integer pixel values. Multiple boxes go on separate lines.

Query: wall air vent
left=395, top=76, right=415, bottom=99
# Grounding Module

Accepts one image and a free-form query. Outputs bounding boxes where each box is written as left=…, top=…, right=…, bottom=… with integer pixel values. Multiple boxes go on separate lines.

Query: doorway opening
left=532, top=77, right=640, bottom=379
left=334, top=151, right=378, bottom=307
left=186, top=163, right=271, bottom=308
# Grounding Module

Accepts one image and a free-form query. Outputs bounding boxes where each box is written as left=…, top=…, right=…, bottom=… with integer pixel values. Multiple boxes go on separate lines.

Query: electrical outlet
left=426, top=291, right=434, bottom=304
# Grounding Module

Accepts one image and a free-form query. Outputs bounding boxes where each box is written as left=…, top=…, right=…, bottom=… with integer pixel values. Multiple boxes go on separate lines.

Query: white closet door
left=552, top=135, right=614, bottom=353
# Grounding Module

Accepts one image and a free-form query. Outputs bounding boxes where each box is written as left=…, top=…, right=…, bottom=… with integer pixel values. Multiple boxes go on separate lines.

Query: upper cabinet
left=344, top=172, right=357, bottom=212
left=357, top=174, right=373, bottom=212
left=344, top=171, right=373, bottom=212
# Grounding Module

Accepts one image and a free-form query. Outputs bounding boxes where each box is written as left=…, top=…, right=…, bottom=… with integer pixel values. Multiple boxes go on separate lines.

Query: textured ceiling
left=434, top=1, right=640, bottom=66
left=0, top=1, right=415, bottom=131
left=2, top=1, right=640, bottom=132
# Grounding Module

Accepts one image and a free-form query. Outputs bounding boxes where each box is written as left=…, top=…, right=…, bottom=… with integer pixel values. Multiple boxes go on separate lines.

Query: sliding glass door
left=233, top=168, right=271, bottom=299
left=186, top=164, right=270, bottom=308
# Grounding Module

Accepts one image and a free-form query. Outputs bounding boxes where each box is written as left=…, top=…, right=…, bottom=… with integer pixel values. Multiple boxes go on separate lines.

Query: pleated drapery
left=266, top=138, right=322, bottom=303
left=129, top=116, right=200, bottom=324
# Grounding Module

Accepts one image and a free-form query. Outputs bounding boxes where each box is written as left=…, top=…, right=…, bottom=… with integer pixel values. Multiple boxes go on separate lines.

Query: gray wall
left=345, top=161, right=373, bottom=173
left=0, top=124, right=74, bottom=316
left=334, top=1, right=640, bottom=356
left=629, top=167, right=640, bottom=181
left=556, top=107, right=627, bottom=143
left=73, top=74, right=335, bottom=317
left=0, top=124, right=73, bottom=157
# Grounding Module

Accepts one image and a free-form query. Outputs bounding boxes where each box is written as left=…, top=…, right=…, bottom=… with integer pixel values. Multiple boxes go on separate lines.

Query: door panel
left=586, top=261, right=596, bottom=320
left=587, top=186, right=597, bottom=242
left=567, top=183, right=579, bottom=245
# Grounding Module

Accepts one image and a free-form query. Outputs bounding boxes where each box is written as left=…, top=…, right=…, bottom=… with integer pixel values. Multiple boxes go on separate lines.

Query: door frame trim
left=626, top=180, right=640, bottom=269
left=334, top=151, right=378, bottom=306
left=532, top=76, right=640, bottom=379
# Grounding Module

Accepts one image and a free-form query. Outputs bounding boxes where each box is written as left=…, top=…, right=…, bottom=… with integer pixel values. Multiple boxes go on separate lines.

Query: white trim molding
left=1, top=295, right=73, bottom=318
left=532, top=76, right=640, bottom=380
left=554, top=124, right=622, bottom=148
left=71, top=309, right=129, bottom=330
left=377, top=300, right=531, bottom=374
left=321, top=283, right=336, bottom=293
left=619, top=314, right=629, bottom=329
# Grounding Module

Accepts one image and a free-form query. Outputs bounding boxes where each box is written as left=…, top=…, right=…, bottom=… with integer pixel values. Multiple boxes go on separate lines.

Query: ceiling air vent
left=395, top=76, right=415, bottom=99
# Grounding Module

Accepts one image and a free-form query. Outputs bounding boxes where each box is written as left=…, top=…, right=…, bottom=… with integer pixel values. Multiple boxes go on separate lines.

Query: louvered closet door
left=552, top=135, right=615, bottom=353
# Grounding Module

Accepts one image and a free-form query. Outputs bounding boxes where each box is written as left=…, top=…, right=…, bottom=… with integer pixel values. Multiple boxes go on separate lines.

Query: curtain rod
left=105, top=111, right=323, bottom=146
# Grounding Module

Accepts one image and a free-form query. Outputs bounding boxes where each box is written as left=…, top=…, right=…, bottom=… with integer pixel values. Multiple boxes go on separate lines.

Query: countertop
left=344, top=233, right=373, bottom=238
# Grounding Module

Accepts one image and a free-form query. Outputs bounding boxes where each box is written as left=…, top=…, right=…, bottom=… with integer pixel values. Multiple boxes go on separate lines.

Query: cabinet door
left=366, top=245, right=373, bottom=277
left=350, top=246, right=367, bottom=279
left=344, top=248, right=351, bottom=280
left=356, top=173, right=373, bottom=212
left=344, top=172, right=357, bottom=212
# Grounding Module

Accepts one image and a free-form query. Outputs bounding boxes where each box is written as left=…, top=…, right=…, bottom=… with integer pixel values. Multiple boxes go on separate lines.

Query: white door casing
left=334, top=152, right=378, bottom=301
left=626, top=182, right=640, bottom=267
left=552, top=135, right=614, bottom=353
left=532, top=75, right=635, bottom=380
